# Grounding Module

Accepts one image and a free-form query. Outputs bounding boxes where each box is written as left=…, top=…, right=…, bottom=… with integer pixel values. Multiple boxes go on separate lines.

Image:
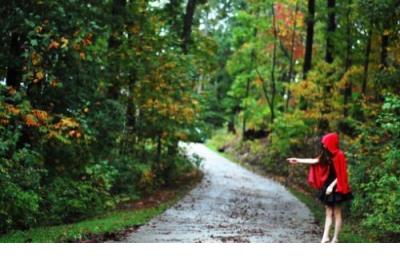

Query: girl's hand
left=287, top=158, right=298, bottom=164
left=326, top=185, right=334, bottom=195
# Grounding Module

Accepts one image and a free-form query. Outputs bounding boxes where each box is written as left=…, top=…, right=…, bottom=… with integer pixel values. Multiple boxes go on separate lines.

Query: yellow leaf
left=31, top=52, right=42, bottom=65
left=34, top=71, right=44, bottom=83
left=61, top=37, right=69, bottom=48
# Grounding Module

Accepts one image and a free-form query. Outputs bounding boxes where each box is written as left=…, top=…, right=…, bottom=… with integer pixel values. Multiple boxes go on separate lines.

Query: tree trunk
left=324, top=0, right=336, bottom=94
left=227, top=119, right=236, bottom=134
left=156, top=134, right=162, bottom=163
left=270, top=3, right=278, bottom=123
left=380, top=28, right=389, bottom=69
left=107, top=0, right=126, bottom=100
left=7, top=32, right=28, bottom=150
left=325, top=0, right=336, bottom=64
left=242, top=28, right=257, bottom=140
left=376, top=23, right=390, bottom=101
left=343, top=0, right=352, bottom=117
left=362, top=27, right=372, bottom=95
left=285, top=1, right=299, bottom=112
left=181, top=0, right=198, bottom=54
left=242, top=77, right=250, bottom=139
left=303, top=0, right=315, bottom=79
left=6, top=32, right=24, bottom=89
left=242, top=70, right=253, bottom=140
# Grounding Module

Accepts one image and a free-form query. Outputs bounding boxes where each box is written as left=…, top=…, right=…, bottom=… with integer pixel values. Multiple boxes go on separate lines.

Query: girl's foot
left=321, top=237, right=330, bottom=243
left=330, top=238, right=339, bottom=243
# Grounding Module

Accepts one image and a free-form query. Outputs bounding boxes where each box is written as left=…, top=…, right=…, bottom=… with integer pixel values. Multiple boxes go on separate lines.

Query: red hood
left=307, top=132, right=351, bottom=194
left=322, top=133, right=340, bottom=155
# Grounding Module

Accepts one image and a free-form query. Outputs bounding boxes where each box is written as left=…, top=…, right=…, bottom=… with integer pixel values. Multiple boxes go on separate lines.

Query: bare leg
left=331, top=206, right=342, bottom=243
left=321, top=206, right=333, bottom=243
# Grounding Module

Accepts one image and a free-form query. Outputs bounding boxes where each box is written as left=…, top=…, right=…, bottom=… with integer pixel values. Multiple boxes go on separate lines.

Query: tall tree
left=361, top=25, right=372, bottom=95
left=303, top=0, right=315, bottom=79
left=343, top=0, right=353, bottom=116
left=5, top=32, right=24, bottom=89
left=107, top=0, right=127, bottom=100
left=270, top=2, right=278, bottom=123
left=286, top=1, right=300, bottom=111
left=182, top=0, right=199, bottom=53
left=325, top=0, right=336, bottom=63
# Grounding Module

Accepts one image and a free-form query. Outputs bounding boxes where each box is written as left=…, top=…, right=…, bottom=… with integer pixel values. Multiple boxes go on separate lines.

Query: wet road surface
left=122, top=143, right=320, bottom=243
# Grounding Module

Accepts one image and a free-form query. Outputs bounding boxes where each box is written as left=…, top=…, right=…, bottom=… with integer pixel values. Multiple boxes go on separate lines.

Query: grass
left=0, top=204, right=170, bottom=243
left=206, top=131, right=372, bottom=243
left=0, top=169, right=203, bottom=243
left=206, top=128, right=236, bottom=153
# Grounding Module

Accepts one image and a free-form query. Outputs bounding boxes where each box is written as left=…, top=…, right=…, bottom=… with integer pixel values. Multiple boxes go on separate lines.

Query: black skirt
left=317, top=164, right=353, bottom=207
left=317, top=188, right=353, bottom=207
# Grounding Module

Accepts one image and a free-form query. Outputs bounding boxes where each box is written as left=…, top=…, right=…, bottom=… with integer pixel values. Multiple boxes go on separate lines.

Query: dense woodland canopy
left=0, top=0, right=399, bottom=241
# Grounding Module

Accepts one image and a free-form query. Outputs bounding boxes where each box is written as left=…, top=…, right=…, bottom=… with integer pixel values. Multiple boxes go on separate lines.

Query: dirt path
left=122, top=143, right=320, bottom=243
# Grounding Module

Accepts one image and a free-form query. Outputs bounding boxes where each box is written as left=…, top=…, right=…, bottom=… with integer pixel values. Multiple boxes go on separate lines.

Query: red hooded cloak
left=307, top=133, right=351, bottom=194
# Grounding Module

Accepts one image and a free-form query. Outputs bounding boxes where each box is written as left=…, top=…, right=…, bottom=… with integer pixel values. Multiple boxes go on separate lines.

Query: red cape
left=307, top=133, right=351, bottom=194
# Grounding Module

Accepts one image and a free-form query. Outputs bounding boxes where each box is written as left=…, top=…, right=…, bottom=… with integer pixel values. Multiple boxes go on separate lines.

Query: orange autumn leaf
left=32, top=109, right=49, bottom=123
left=50, top=79, right=58, bottom=88
left=48, top=40, right=60, bottom=49
left=5, top=104, right=20, bottom=115
left=82, top=33, right=93, bottom=46
left=68, top=130, right=82, bottom=138
left=24, top=114, right=40, bottom=127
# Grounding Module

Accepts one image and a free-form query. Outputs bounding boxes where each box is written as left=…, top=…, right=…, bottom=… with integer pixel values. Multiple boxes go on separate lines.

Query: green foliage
left=0, top=202, right=172, bottom=243
left=0, top=124, right=45, bottom=232
left=206, top=128, right=237, bottom=151
left=45, top=177, right=111, bottom=224
left=379, top=94, right=400, bottom=136
left=348, top=95, right=400, bottom=241
left=1, top=0, right=399, bottom=242
left=0, top=0, right=209, bottom=235
left=269, top=111, right=311, bottom=158
left=203, top=0, right=400, bottom=242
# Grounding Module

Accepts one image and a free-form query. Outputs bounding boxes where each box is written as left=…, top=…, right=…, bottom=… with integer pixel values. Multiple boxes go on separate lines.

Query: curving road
left=122, top=143, right=320, bottom=243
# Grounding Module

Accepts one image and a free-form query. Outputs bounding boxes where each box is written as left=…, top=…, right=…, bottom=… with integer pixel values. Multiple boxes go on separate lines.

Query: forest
left=0, top=0, right=399, bottom=242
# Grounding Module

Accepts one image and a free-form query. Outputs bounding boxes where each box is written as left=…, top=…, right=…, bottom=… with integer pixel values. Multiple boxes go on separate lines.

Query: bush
left=262, top=110, right=312, bottom=175
left=269, top=110, right=311, bottom=158
left=112, top=157, right=150, bottom=197
left=43, top=161, right=117, bottom=224
left=348, top=94, right=400, bottom=241
left=0, top=147, right=45, bottom=233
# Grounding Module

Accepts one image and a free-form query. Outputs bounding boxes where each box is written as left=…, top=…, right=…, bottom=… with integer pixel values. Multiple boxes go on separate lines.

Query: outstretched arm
left=287, top=157, right=319, bottom=165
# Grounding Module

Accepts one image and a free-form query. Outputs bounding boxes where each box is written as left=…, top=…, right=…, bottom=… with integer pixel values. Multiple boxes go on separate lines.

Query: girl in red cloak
left=287, top=133, right=353, bottom=243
